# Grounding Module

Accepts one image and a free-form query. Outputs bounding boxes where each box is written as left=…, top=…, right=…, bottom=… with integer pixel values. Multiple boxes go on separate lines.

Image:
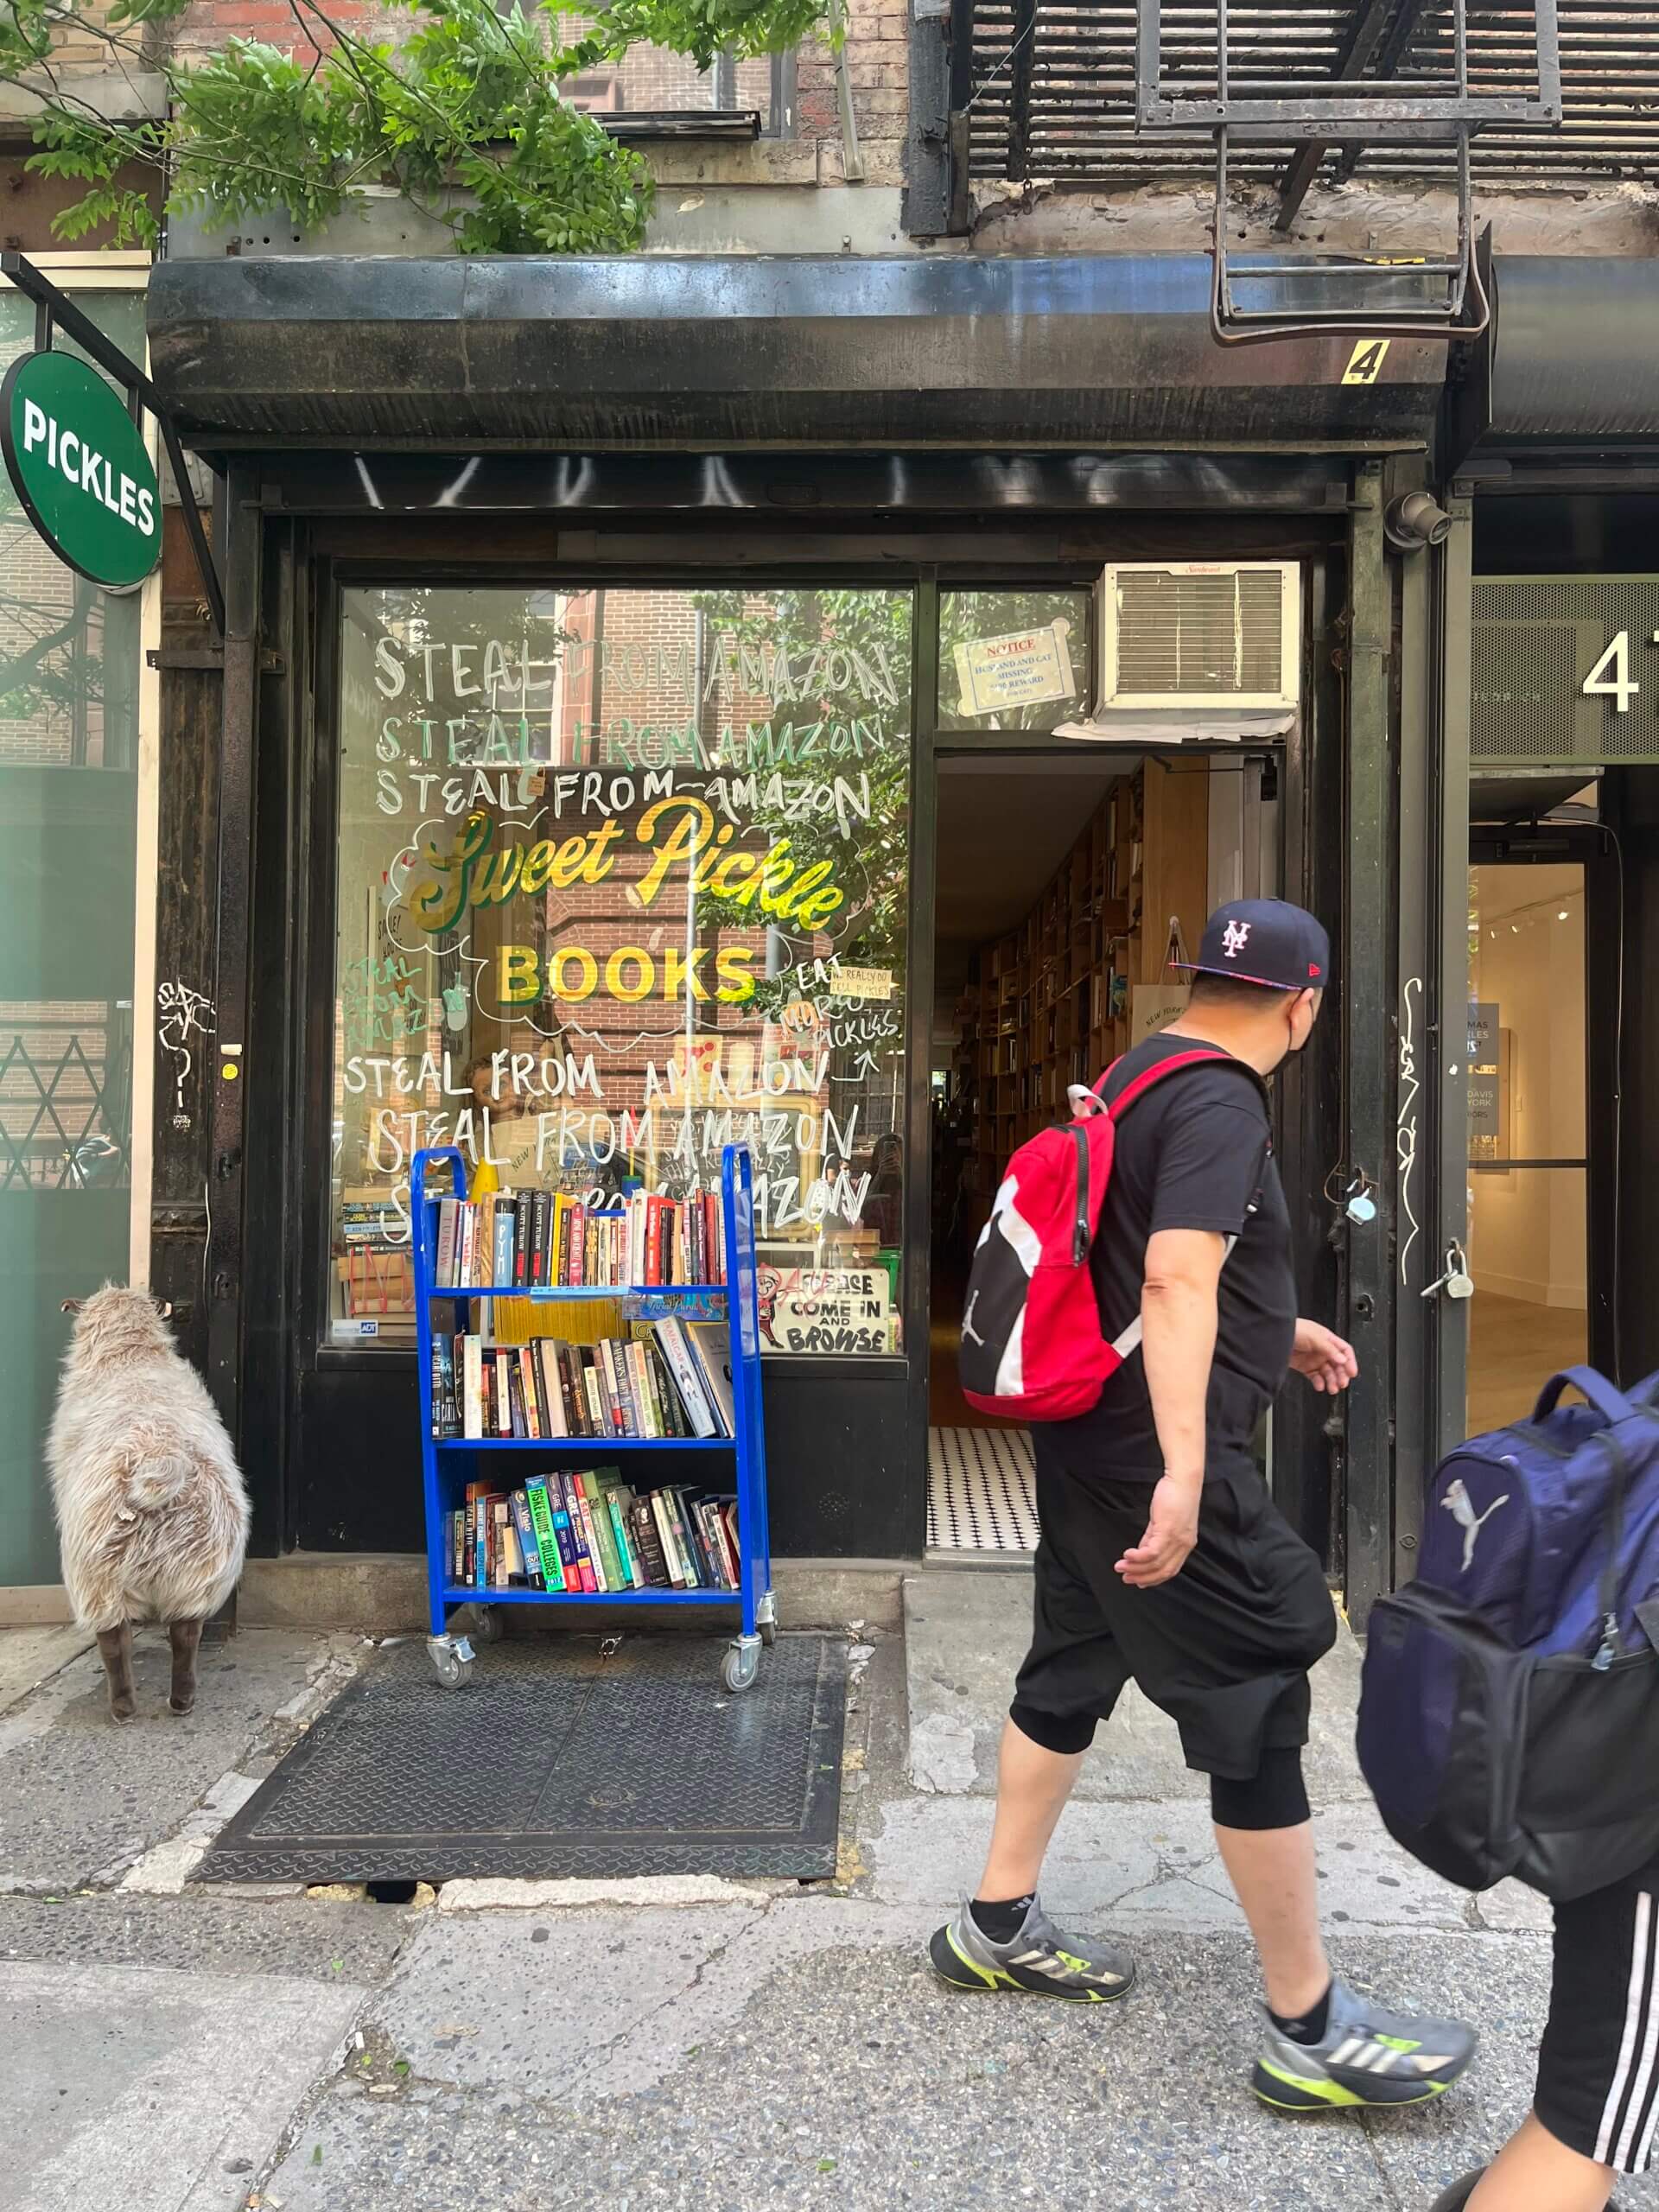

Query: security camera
left=1384, top=493, right=1452, bottom=551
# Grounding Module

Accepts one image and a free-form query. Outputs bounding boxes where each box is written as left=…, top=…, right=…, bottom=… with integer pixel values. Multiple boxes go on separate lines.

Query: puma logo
left=1441, top=1478, right=1510, bottom=1573
left=961, top=1291, right=986, bottom=1349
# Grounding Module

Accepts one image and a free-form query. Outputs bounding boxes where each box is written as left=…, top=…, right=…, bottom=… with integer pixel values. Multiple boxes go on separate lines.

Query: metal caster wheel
left=720, top=1639, right=760, bottom=1694
left=470, top=1605, right=505, bottom=1644
left=428, top=1634, right=474, bottom=1688
left=760, top=1618, right=776, bottom=1649
left=757, top=1591, right=777, bottom=1648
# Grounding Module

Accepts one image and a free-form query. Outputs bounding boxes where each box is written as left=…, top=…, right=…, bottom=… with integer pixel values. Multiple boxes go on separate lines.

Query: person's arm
left=1115, top=1226, right=1224, bottom=1590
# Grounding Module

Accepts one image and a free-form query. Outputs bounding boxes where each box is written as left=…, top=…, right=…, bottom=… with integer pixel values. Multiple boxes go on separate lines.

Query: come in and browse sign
left=0, top=349, right=161, bottom=588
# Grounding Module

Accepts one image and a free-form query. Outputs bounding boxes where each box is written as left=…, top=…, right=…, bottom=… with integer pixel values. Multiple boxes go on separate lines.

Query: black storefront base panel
left=294, top=1353, right=912, bottom=1562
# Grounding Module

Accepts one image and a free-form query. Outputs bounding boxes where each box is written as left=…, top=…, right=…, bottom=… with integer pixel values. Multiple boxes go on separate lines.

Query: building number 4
left=1581, top=630, right=1659, bottom=712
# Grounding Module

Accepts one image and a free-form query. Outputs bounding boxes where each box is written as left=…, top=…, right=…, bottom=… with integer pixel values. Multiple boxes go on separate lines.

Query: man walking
left=932, top=898, right=1478, bottom=2113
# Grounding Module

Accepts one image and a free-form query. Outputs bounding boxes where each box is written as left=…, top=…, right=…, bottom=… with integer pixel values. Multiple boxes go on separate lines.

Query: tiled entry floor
left=926, top=1426, right=1038, bottom=1554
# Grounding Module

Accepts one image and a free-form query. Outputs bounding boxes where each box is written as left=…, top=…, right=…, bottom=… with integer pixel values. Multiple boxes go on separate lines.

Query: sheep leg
left=96, top=1625, right=137, bottom=1720
left=168, top=1618, right=204, bottom=1715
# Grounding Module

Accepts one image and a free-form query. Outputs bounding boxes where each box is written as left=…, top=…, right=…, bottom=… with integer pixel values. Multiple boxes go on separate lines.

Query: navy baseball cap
left=1176, top=899, right=1331, bottom=993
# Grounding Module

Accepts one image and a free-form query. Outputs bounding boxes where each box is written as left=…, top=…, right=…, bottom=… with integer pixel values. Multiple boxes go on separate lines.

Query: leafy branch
left=15, top=0, right=831, bottom=254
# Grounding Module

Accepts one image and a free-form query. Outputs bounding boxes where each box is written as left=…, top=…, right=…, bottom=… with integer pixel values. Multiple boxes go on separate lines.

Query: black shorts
left=1014, top=1426, right=1337, bottom=1781
left=1539, top=1871, right=1659, bottom=2174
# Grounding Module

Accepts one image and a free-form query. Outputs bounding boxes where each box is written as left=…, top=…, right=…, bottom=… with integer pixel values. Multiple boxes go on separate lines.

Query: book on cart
left=685, top=1322, right=737, bottom=1438
left=428, top=1183, right=728, bottom=1293
left=443, top=1471, right=742, bottom=1594
left=442, top=1329, right=718, bottom=1444
left=652, top=1316, right=726, bottom=1438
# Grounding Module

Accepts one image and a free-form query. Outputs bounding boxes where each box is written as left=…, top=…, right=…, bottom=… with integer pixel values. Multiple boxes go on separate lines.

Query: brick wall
left=798, top=0, right=906, bottom=146
left=170, top=0, right=381, bottom=60
left=156, top=0, right=905, bottom=151
left=539, top=588, right=778, bottom=1125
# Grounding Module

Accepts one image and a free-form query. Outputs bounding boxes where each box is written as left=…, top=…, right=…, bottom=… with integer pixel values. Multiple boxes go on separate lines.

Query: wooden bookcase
left=950, top=761, right=1211, bottom=1207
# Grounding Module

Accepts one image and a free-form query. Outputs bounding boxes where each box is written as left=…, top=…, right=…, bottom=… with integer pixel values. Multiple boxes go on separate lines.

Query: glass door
left=1465, top=856, right=1588, bottom=1435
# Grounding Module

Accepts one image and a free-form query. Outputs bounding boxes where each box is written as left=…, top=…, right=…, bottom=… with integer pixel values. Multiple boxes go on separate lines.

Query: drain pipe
left=831, top=0, right=865, bottom=182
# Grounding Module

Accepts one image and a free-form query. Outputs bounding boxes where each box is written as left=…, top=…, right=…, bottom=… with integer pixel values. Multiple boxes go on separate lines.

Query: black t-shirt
left=1057, top=1031, right=1297, bottom=1474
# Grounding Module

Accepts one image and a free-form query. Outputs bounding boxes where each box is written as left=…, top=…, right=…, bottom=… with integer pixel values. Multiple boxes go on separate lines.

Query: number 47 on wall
left=1582, top=631, right=1656, bottom=712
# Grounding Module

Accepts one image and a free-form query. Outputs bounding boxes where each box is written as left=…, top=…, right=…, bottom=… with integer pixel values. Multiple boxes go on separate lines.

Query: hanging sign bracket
left=0, top=251, right=225, bottom=637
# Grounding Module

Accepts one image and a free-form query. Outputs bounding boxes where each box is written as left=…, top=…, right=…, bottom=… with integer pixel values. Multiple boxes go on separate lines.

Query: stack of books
left=447, top=1469, right=742, bottom=1593
left=432, top=1188, right=726, bottom=1293
left=339, top=1191, right=404, bottom=1250
left=430, top=1317, right=735, bottom=1444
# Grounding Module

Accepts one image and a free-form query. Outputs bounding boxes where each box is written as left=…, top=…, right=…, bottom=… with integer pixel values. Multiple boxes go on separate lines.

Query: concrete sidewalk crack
left=1357, top=2112, right=1408, bottom=2207
left=569, top=1902, right=772, bottom=2082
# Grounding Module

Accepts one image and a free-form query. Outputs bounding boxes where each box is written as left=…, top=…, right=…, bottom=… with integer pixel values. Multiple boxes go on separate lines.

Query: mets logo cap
left=1176, top=898, right=1331, bottom=993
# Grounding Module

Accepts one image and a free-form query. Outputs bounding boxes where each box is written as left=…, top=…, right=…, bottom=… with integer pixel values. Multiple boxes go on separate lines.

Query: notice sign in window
left=952, top=620, right=1075, bottom=719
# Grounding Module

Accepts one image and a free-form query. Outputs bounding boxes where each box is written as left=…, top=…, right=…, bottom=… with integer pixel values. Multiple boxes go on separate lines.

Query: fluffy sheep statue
left=48, top=1287, right=251, bottom=1719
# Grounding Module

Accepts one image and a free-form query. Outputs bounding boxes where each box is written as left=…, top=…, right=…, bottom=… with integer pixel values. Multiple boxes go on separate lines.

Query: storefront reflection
left=329, top=583, right=913, bottom=1356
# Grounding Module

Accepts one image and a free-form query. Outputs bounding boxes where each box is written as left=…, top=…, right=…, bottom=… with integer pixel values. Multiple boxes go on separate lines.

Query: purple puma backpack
left=1357, top=1365, right=1659, bottom=1900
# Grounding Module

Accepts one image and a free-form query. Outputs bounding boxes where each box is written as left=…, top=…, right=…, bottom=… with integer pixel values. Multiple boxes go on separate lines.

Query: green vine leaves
left=22, top=0, right=833, bottom=254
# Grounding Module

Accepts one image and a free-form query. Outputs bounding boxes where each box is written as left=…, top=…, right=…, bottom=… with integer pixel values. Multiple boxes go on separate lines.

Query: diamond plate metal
left=194, top=1634, right=846, bottom=1885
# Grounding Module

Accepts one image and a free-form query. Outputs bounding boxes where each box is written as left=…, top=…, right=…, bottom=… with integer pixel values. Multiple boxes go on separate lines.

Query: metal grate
left=965, top=3, right=1659, bottom=190
left=1472, top=577, right=1659, bottom=765
left=195, top=1632, right=848, bottom=1885
left=0, top=1015, right=131, bottom=1190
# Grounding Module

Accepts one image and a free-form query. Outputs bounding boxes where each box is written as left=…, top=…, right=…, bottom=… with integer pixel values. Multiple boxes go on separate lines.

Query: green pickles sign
left=1, top=350, right=161, bottom=588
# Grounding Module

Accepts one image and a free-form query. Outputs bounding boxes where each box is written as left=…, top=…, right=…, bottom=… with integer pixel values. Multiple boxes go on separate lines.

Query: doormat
left=194, top=1632, right=847, bottom=1886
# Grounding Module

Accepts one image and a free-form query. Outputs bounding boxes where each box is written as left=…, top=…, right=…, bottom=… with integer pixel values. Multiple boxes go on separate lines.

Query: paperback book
left=444, top=1470, right=742, bottom=1595
left=430, top=1187, right=727, bottom=1294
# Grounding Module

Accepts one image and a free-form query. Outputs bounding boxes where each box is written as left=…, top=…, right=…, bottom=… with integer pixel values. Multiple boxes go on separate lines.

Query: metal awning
left=962, top=1, right=1659, bottom=196
left=146, top=251, right=1446, bottom=453
left=1452, top=254, right=1659, bottom=468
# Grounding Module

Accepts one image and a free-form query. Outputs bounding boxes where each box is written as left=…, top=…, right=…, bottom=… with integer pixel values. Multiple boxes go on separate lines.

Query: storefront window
left=0, top=288, right=144, bottom=1584
left=330, top=583, right=912, bottom=1355
left=938, top=588, right=1091, bottom=734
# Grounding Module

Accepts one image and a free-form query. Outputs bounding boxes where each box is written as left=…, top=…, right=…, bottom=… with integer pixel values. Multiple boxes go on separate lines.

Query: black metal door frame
left=1391, top=480, right=1475, bottom=1598
left=1465, top=821, right=1620, bottom=1386
left=1269, top=543, right=1346, bottom=1573
left=204, top=466, right=260, bottom=1447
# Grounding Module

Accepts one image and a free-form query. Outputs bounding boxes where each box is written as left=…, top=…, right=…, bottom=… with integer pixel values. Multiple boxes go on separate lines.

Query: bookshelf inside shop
left=945, top=760, right=1210, bottom=1239
left=410, top=1141, right=776, bottom=1694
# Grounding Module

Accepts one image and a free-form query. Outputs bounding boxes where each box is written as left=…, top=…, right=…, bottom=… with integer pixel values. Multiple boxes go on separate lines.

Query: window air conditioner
left=1100, top=562, right=1300, bottom=713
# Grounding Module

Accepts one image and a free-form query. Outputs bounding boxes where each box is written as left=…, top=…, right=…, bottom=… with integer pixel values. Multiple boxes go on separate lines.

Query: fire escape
left=912, top=3, right=1590, bottom=340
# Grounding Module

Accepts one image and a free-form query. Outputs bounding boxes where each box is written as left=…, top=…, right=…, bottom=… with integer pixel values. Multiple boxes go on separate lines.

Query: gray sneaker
left=1254, top=1977, right=1478, bottom=2111
left=929, top=1896, right=1135, bottom=2003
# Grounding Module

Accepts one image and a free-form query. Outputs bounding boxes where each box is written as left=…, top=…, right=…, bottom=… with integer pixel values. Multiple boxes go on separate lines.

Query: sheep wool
left=47, top=1286, right=251, bottom=1634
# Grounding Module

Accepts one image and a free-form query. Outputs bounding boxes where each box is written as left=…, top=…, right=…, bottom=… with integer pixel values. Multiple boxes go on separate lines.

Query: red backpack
left=957, top=1050, right=1235, bottom=1423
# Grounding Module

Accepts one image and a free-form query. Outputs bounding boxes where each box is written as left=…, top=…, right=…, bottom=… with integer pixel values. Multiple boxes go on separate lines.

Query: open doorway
left=927, top=748, right=1279, bottom=1555
left=1464, top=808, right=1620, bottom=1434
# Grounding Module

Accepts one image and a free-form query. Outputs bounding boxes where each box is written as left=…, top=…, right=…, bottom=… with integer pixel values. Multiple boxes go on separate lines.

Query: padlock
left=1345, top=1191, right=1377, bottom=1225
left=1421, top=1241, right=1475, bottom=1301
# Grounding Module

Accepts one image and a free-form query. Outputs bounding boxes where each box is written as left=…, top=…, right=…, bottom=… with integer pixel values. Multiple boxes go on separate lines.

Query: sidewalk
left=1, top=1576, right=1650, bottom=2212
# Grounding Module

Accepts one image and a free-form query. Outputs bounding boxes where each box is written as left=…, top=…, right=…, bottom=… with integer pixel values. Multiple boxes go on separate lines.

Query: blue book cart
left=410, top=1142, right=777, bottom=1693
